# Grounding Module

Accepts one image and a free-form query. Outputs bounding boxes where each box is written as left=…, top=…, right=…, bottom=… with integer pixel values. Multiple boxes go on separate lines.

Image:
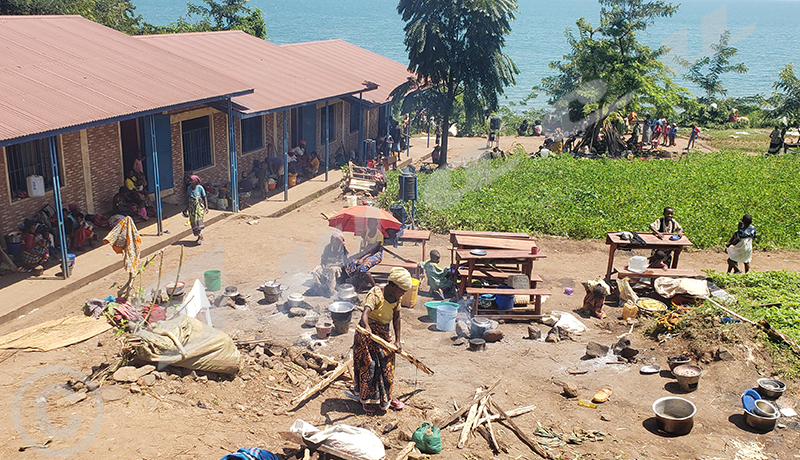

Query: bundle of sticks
left=437, top=381, right=553, bottom=459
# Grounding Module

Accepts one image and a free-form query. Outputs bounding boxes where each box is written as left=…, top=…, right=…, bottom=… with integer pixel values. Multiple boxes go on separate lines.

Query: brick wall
left=86, top=123, right=123, bottom=214
left=341, top=104, right=381, bottom=155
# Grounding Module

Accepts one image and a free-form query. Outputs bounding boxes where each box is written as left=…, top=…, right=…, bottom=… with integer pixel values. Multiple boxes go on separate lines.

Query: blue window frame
left=241, top=116, right=263, bottom=153
left=5, top=138, right=62, bottom=196
left=182, top=116, right=212, bottom=171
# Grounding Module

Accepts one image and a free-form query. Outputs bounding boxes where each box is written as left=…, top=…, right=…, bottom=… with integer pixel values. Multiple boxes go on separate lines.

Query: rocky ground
left=0, top=139, right=797, bottom=460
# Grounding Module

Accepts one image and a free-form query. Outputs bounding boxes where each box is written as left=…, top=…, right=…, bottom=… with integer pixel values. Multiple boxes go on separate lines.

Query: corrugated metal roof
left=0, top=15, right=253, bottom=145
left=135, top=31, right=379, bottom=117
left=281, top=39, right=413, bottom=106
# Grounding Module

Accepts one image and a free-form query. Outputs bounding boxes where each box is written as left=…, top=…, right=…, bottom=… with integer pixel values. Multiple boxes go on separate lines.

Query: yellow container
left=400, top=278, right=420, bottom=307
left=288, top=174, right=297, bottom=186
left=622, top=300, right=638, bottom=320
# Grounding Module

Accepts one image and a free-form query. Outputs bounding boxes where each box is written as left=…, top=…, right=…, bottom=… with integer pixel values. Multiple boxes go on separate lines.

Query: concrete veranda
left=0, top=135, right=513, bottom=326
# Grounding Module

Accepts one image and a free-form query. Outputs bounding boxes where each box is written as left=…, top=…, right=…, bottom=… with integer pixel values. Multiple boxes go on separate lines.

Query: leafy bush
left=379, top=151, right=800, bottom=249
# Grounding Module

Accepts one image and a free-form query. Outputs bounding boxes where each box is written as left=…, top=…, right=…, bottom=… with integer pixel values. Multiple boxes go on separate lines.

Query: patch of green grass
left=380, top=151, right=800, bottom=249
left=703, top=128, right=772, bottom=153
left=706, top=270, right=800, bottom=379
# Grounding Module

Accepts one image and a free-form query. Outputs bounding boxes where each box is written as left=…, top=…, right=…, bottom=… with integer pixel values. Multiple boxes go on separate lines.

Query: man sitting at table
left=422, top=250, right=454, bottom=300
left=649, top=206, right=684, bottom=266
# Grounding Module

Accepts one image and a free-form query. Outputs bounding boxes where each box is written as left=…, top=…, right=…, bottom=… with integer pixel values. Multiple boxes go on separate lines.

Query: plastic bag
left=618, top=278, right=639, bottom=305
left=542, top=311, right=587, bottom=333
left=412, top=422, right=442, bottom=454
left=290, top=419, right=385, bottom=460
left=132, top=314, right=241, bottom=374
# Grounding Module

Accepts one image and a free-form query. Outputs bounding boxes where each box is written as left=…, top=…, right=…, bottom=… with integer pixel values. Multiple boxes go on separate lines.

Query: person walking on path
left=687, top=125, right=700, bottom=150
left=726, top=214, right=757, bottom=273
left=186, top=175, right=208, bottom=245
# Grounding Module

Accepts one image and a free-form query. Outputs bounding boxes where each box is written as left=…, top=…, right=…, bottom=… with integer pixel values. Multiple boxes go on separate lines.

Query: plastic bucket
left=6, top=242, right=21, bottom=257
left=267, top=182, right=276, bottom=190
left=346, top=195, right=358, bottom=207
left=435, top=304, right=458, bottom=331
left=400, top=278, right=420, bottom=307
left=288, top=174, right=297, bottom=186
left=67, top=254, right=76, bottom=267
left=495, top=286, right=515, bottom=310
left=204, top=270, right=222, bottom=291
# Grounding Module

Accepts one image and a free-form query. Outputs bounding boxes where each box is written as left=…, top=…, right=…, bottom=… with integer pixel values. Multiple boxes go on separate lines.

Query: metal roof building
left=0, top=15, right=253, bottom=147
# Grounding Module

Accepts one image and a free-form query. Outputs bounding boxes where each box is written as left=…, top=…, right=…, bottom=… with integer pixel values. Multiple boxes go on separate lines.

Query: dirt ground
left=1, top=141, right=797, bottom=460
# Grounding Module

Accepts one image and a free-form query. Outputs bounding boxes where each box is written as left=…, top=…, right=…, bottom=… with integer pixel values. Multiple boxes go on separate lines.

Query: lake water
left=132, top=0, right=800, bottom=107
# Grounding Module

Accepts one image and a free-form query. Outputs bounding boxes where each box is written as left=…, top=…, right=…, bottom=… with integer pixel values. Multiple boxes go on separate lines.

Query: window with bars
left=241, top=116, right=263, bottom=153
left=320, top=105, right=337, bottom=144
left=4, top=138, right=62, bottom=197
left=182, top=116, right=212, bottom=171
left=349, top=101, right=360, bottom=133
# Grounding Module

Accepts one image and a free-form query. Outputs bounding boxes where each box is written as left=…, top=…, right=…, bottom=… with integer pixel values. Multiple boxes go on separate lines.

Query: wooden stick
left=449, top=404, right=536, bottom=431
left=290, top=358, right=353, bottom=407
left=437, top=379, right=502, bottom=429
left=471, top=395, right=489, bottom=433
left=704, top=297, right=755, bottom=325
left=354, top=324, right=434, bottom=375
left=481, top=404, right=501, bottom=453
left=395, top=442, right=415, bottom=460
left=457, top=401, right=479, bottom=448
left=266, top=385, right=293, bottom=393
left=491, top=400, right=553, bottom=459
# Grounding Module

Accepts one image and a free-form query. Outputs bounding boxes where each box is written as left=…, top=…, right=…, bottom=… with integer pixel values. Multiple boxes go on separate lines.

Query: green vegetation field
left=381, top=151, right=800, bottom=249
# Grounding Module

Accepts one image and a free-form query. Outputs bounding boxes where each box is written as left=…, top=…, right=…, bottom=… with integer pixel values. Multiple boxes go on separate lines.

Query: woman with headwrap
left=186, top=175, right=208, bottom=245
left=312, top=232, right=348, bottom=295
left=354, top=267, right=412, bottom=413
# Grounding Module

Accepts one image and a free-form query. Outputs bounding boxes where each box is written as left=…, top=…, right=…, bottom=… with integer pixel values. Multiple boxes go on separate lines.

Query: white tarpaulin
left=654, top=277, right=710, bottom=298
left=180, top=279, right=213, bottom=326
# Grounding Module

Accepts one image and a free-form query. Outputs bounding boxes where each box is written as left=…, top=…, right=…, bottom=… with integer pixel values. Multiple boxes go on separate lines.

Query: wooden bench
left=457, top=268, right=542, bottom=287
left=343, top=161, right=379, bottom=193
left=373, top=259, right=421, bottom=278
left=616, top=268, right=700, bottom=279
left=466, top=287, right=552, bottom=319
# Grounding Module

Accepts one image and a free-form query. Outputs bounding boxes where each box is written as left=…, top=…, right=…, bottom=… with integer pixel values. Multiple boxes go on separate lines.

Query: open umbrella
left=327, top=205, right=401, bottom=237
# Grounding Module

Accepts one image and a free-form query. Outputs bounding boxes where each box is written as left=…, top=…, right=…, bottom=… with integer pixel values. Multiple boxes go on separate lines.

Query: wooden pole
left=290, top=358, right=353, bottom=408
left=395, top=441, right=415, bottom=460
left=436, top=379, right=501, bottom=428
left=354, top=324, right=433, bottom=375
left=491, top=400, right=553, bottom=459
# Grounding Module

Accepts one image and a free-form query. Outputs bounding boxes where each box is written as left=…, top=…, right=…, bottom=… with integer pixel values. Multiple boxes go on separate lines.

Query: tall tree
left=395, top=0, right=518, bottom=165
left=540, top=0, right=685, bottom=154
left=675, top=30, right=748, bottom=101
left=770, top=63, right=800, bottom=129
left=0, top=0, right=144, bottom=34
left=139, top=0, right=266, bottom=39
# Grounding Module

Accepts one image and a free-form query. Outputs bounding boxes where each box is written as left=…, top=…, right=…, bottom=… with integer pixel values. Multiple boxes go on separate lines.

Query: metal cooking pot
left=652, top=397, right=696, bottom=435
left=337, top=284, right=356, bottom=299
left=261, top=280, right=282, bottom=296
left=328, top=301, right=355, bottom=323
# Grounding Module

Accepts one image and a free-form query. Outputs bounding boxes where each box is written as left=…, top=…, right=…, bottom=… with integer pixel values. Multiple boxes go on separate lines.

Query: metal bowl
left=744, top=407, right=778, bottom=432
left=165, top=281, right=185, bottom=296
left=667, top=355, right=691, bottom=372
left=652, top=397, right=696, bottom=435
left=757, top=378, right=786, bottom=399
left=328, top=301, right=355, bottom=323
left=337, top=284, right=356, bottom=299
left=287, top=293, right=305, bottom=308
left=640, top=365, right=661, bottom=375
left=752, top=399, right=778, bottom=418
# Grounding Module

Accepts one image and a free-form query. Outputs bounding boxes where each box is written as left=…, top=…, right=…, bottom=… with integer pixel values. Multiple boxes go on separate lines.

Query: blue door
left=142, top=114, right=174, bottom=193
left=301, top=105, right=316, bottom=153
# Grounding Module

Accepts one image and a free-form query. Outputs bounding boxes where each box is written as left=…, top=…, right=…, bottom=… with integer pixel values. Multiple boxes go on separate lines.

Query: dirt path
left=1, top=139, right=798, bottom=460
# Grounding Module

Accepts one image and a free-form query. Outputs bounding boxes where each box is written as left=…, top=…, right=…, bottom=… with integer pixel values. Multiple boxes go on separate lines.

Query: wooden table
left=453, top=234, right=537, bottom=252
left=449, top=230, right=531, bottom=241
left=456, top=249, right=546, bottom=298
left=605, top=232, right=693, bottom=281
left=398, top=229, right=431, bottom=261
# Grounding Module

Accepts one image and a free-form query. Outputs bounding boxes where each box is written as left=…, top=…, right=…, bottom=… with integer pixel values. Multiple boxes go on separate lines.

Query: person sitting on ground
left=69, top=209, right=96, bottom=249
left=300, top=150, right=320, bottom=177
left=20, top=222, right=38, bottom=251
left=535, top=144, right=552, bottom=157
left=124, top=170, right=141, bottom=191
left=648, top=250, right=669, bottom=270
left=344, top=243, right=383, bottom=292
left=726, top=214, right=757, bottom=274
left=18, top=234, right=49, bottom=273
left=312, top=232, right=349, bottom=296
left=533, top=121, right=543, bottom=136
left=238, top=170, right=255, bottom=207
left=580, top=280, right=610, bottom=319
left=767, top=125, right=785, bottom=156
left=517, top=120, right=529, bottom=136
left=421, top=249, right=454, bottom=300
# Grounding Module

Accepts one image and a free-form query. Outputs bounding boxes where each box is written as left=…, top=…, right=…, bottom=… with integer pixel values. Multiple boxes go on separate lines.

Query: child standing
left=669, top=124, right=678, bottom=147
left=726, top=214, right=757, bottom=273
left=687, top=125, right=700, bottom=149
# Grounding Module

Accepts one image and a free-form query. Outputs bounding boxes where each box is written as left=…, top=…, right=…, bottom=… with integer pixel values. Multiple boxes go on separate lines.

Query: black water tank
left=399, top=173, right=417, bottom=201
left=390, top=205, right=406, bottom=225
left=490, top=116, right=501, bottom=131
